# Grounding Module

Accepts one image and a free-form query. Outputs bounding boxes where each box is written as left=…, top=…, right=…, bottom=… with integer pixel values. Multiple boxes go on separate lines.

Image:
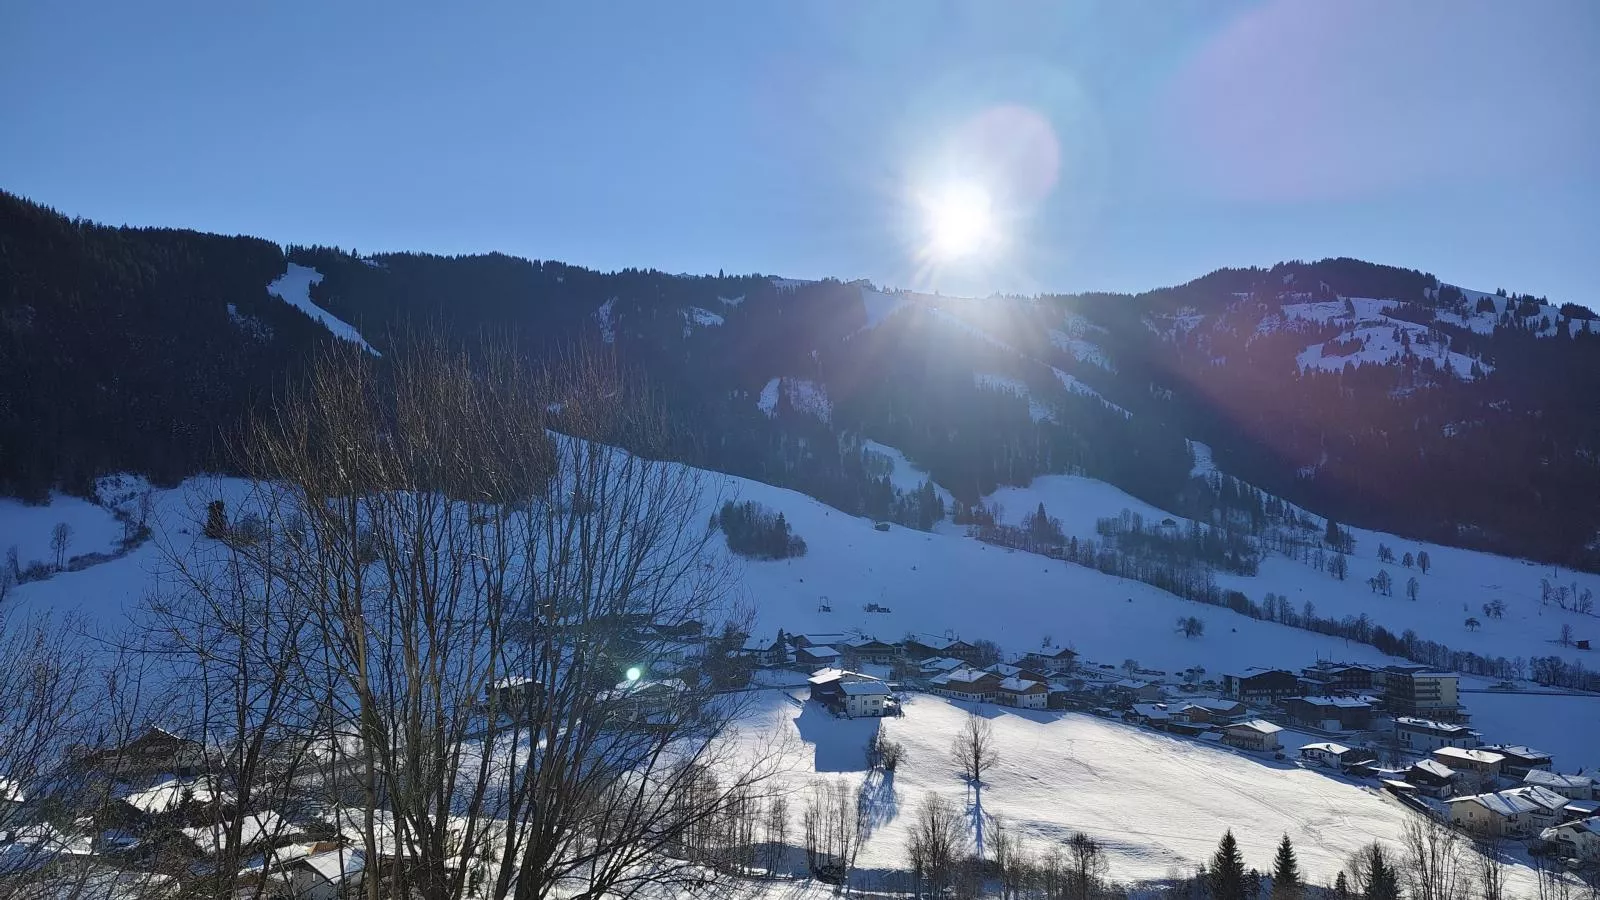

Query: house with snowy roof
left=794, top=644, right=841, bottom=668
left=1282, top=695, right=1372, bottom=731
left=928, top=668, right=1001, bottom=704
left=843, top=638, right=899, bottom=667
left=1481, top=745, right=1553, bottom=778
left=808, top=669, right=891, bottom=718
left=1523, top=770, right=1596, bottom=800
left=1405, top=759, right=1458, bottom=798
left=738, top=633, right=787, bottom=667
left=1395, top=717, right=1479, bottom=752
left=1432, top=747, right=1505, bottom=784
left=987, top=663, right=1048, bottom=684
left=1222, top=668, right=1297, bottom=704
left=1299, top=741, right=1369, bottom=770
left=1024, top=646, right=1079, bottom=670
left=995, top=677, right=1048, bottom=710
left=271, top=847, right=366, bottom=900
left=1449, top=791, right=1541, bottom=837
left=1222, top=720, right=1283, bottom=752
left=1541, top=816, right=1600, bottom=863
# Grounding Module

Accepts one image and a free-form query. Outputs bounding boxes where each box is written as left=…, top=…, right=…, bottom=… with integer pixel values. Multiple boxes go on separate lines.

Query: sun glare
left=923, top=181, right=997, bottom=261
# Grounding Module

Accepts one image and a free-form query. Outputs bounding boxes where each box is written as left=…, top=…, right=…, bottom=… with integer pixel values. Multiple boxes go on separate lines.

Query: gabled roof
left=1396, top=717, right=1477, bottom=736
left=1411, top=759, right=1456, bottom=780
left=1434, top=747, right=1505, bottom=766
left=298, top=849, right=366, bottom=885
left=941, top=667, right=998, bottom=686
left=797, top=645, right=840, bottom=659
left=1524, top=770, right=1593, bottom=791
left=921, top=656, right=965, bottom=672
left=1293, top=696, right=1371, bottom=708
left=1448, top=791, right=1539, bottom=818
left=1507, top=785, right=1569, bottom=812
left=1299, top=741, right=1352, bottom=755
left=808, top=668, right=845, bottom=686
left=1230, top=720, right=1283, bottom=735
left=997, top=677, right=1046, bottom=694
left=1484, top=744, right=1552, bottom=762
left=1130, top=703, right=1170, bottom=720
left=1188, top=698, right=1245, bottom=713
left=840, top=680, right=891, bottom=697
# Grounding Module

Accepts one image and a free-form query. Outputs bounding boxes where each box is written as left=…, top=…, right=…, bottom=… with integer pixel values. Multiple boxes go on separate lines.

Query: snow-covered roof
left=1524, top=770, right=1593, bottom=790
left=1563, top=799, right=1600, bottom=816
left=997, top=677, right=1046, bottom=693
left=989, top=663, right=1024, bottom=677
left=1294, top=696, right=1370, bottom=708
left=941, top=667, right=996, bottom=686
left=1412, top=759, right=1456, bottom=780
left=1484, top=745, right=1552, bottom=762
left=798, top=645, right=840, bottom=659
left=0, top=778, right=23, bottom=805
left=299, top=849, right=366, bottom=884
left=1395, top=717, right=1475, bottom=735
left=740, top=636, right=778, bottom=652
left=1188, top=698, right=1244, bottom=712
left=492, top=674, right=538, bottom=689
left=1434, top=747, right=1505, bottom=766
left=840, top=681, right=891, bottom=697
left=808, top=668, right=844, bottom=686
left=1112, top=678, right=1151, bottom=689
left=121, top=776, right=228, bottom=815
left=1131, top=703, right=1170, bottom=720
left=1299, top=741, right=1352, bottom=755
left=1449, top=792, right=1539, bottom=818
left=921, top=656, right=964, bottom=673
left=1507, top=785, right=1569, bottom=811
left=1231, top=720, right=1283, bottom=735
left=183, top=812, right=292, bottom=855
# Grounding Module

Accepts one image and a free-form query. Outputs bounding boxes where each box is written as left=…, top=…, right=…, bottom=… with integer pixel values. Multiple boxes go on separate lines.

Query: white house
left=271, top=848, right=366, bottom=900
left=1299, top=741, right=1356, bottom=769
left=995, top=677, right=1048, bottom=710
left=1432, top=747, right=1505, bottom=788
left=1395, top=717, right=1479, bottom=751
left=1446, top=786, right=1565, bottom=838
left=838, top=680, right=891, bottom=718
left=1524, top=770, right=1596, bottom=801
left=1223, top=720, right=1283, bottom=753
left=1541, top=816, right=1600, bottom=863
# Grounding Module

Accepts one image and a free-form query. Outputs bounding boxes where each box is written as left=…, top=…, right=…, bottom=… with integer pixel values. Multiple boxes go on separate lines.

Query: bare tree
left=761, top=794, right=789, bottom=878
left=905, top=792, right=968, bottom=898
left=192, top=336, right=787, bottom=900
left=1474, top=839, right=1505, bottom=900
left=1400, top=818, right=1468, bottom=900
left=1066, top=831, right=1108, bottom=900
left=49, top=522, right=71, bottom=570
left=952, top=708, right=997, bottom=786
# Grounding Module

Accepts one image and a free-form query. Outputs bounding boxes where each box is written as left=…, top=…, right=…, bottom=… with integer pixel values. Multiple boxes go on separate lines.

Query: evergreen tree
left=1270, top=835, right=1301, bottom=900
left=1360, top=844, right=1399, bottom=900
left=1208, top=830, right=1248, bottom=900
left=1333, top=871, right=1351, bottom=900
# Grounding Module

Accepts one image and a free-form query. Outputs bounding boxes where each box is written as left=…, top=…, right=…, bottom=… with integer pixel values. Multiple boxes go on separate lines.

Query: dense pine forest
left=4, top=189, right=1600, bottom=571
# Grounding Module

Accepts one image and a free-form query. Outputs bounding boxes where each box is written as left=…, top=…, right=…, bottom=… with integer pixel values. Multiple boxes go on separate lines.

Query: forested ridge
left=4, top=189, right=1599, bottom=570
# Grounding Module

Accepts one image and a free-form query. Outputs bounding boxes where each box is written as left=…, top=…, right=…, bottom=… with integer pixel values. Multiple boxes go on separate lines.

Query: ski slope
left=265, top=264, right=378, bottom=354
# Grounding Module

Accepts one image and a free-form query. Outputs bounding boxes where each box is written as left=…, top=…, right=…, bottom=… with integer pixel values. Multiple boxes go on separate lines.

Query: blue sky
left=4, top=1, right=1596, bottom=303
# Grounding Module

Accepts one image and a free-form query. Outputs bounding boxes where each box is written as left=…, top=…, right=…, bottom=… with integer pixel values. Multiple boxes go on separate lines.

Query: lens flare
left=922, top=181, right=998, bottom=261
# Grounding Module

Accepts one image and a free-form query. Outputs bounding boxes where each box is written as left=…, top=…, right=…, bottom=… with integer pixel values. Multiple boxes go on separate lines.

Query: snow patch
left=1188, top=440, right=1217, bottom=478
left=1051, top=368, right=1131, bottom=418
left=265, top=264, right=378, bottom=355
left=717, top=294, right=745, bottom=307
left=594, top=297, right=617, bottom=344
left=861, top=440, right=953, bottom=506
left=757, top=378, right=831, bottom=422
left=682, top=307, right=724, bottom=335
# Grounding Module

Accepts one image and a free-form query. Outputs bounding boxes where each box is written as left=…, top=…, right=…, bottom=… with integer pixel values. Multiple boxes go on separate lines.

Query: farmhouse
left=920, top=656, right=965, bottom=676
left=486, top=675, right=543, bottom=719
left=1298, top=742, right=1368, bottom=770
left=1024, top=647, right=1079, bottom=670
left=1405, top=760, right=1458, bottom=798
left=1282, top=696, right=1373, bottom=731
left=995, top=677, right=1049, bottom=710
left=843, top=638, right=899, bottom=667
left=1299, top=662, right=1377, bottom=693
left=1448, top=791, right=1541, bottom=838
left=1222, top=668, right=1297, bottom=704
left=270, top=847, right=366, bottom=900
left=807, top=668, right=891, bottom=717
left=1106, top=679, right=1163, bottom=703
left=1482, top=745, right=1553, bottom=778
left=1126, top=703, right=1171, bottom=727
left=903, top=637, right=979, bottom=664
left=987, top=663, right=1048, bottom=684
left=794, top=645, right=841, bottom=668
left=1542, top=816, right=1600, bottom=863
left=75, top=725, right=208, bottom=778
left=1222, top=720, right=1283, bottom=752
left=929, top=668, right=1001, bottom=703
left=1524, top=770, right=1596, bottom=801
left=739, top=634, right=787, bottom=667
left=1432, top=747, right=1505, bottom=784
left=1395, top=717, right=1479, bottom=752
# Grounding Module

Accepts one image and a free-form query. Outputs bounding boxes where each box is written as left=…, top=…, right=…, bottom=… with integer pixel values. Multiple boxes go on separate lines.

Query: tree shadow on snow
left=791, top=699, right=882, bottom=773
left=857, top=768, right=899, bottom=837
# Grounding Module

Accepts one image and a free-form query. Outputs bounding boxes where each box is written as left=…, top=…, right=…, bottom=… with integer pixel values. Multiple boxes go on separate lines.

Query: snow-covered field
left=729, top=689, right=1546, bottom=893
left=0, top=493, right=126, bottom=570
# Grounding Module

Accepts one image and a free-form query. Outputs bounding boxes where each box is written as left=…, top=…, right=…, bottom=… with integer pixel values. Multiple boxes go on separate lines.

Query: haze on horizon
left=3, top=0, right=1596, bottom=304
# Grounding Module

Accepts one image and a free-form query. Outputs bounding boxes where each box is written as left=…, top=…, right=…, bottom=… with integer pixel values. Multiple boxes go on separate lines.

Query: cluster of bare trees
left=0, top=338, right=799, bottom=900
left=906, top=793, right=1112, bottom=900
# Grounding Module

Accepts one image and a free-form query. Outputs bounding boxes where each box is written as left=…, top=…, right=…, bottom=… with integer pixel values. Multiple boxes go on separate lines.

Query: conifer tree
left=1360, top=844, right=1400, bottom=900
left=1209, top=830, right=1248, bottom=900
left=1271, top=835, right=1301, bottom=900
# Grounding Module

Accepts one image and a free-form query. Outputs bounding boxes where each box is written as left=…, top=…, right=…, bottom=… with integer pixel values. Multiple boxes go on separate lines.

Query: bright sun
left=923, top=181, right=997, bottom=261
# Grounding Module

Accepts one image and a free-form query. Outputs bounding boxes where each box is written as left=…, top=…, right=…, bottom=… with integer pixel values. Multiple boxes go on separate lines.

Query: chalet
left=1541, top=816, right=1600, bottom=863
left=1566, top=799, right=1600, bottom=821
left=1432, top=747, right=1505, bottom=788
left=1482, top=745, right=1553, bottom=778
left=995, top=677, right=1048, bottom=710
left=1378, top=665, right=1463, bottom=721
left=1181, top=698, right=1247, bottom=723
left=928, top=668, right=1001, bottom=703
left=843, top=638, right=899, bottom=667
left=1394, top=717, right=1479, bottom=752
left=1515, top=785, right=1574, bottom=831
left=1126, top=703, right=1171, bottom=727
left=1524, top=770, right=1596, bottom=801
left=903, top=637, right=978, bottom=663
left=1024, top=647, right=1079, bottom=671
left=75, top=726, right=207, bottom=778
left=791, top=633, right=847, bottom=650
left=1222, top=669, right=1297, bottom=704
left=1106, top=679, right=1163, bottom=703
left=809, top=669, right=892, bottom=718
left=1222, top=720, right=1283, bottom=752
left=120, top=775, right=230, bottom=816
left=1170, top=704, right=1216, bottom=726
left=794, top=645, right=841, bottom=668
left=1449, top=791, right=1542, bottom=838
left=1282, top=696, right=1373, bottom=732
left=271, top=847, right=366, bottom=900
left=1406, top=760, right=1458, bottom=798
left=1299, top=741, right=1368, bottom=770
left=739, top=634, right=788, bottom=667
left=920, top=656, right=965, bottom=676
left=987, top=663, right=1048, bottom=684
